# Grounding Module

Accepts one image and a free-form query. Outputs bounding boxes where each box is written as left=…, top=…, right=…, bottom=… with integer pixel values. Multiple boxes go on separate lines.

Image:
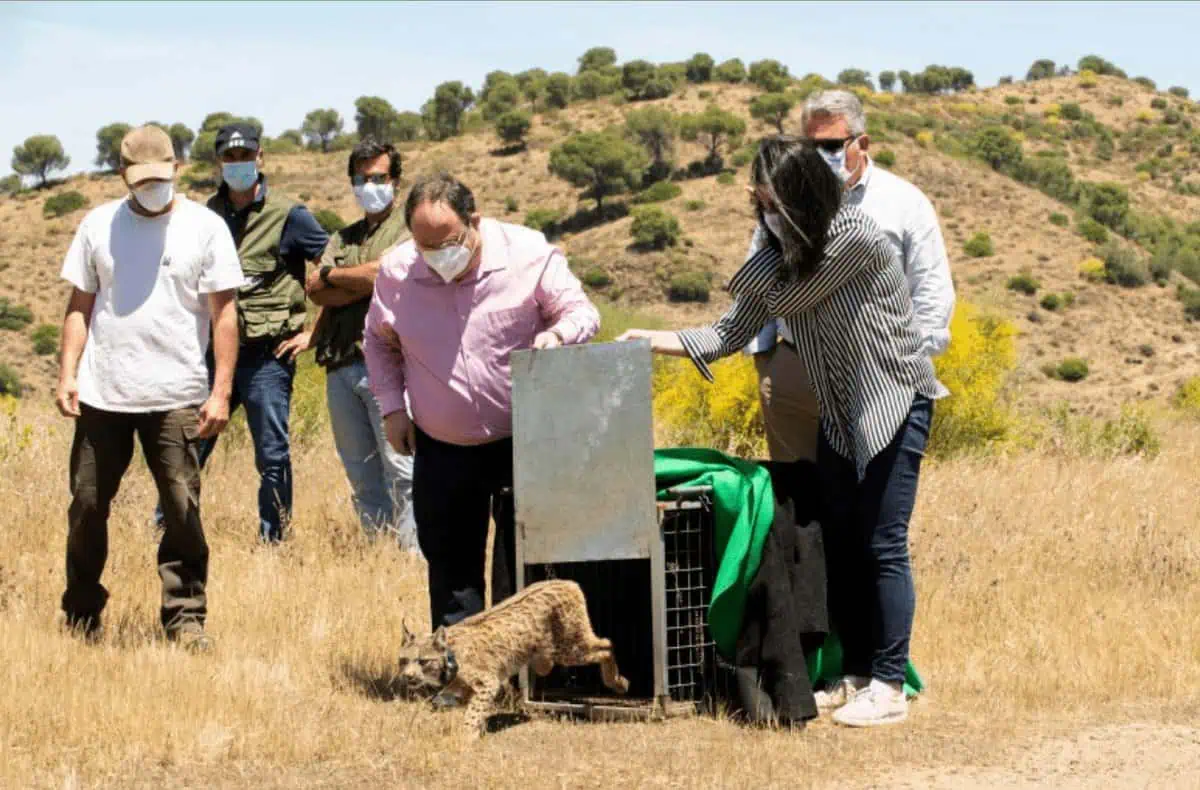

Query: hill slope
left=2, top=76, right=1199, bottom=416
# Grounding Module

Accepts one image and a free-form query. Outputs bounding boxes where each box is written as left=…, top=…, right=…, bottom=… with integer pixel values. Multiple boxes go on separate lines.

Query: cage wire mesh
left=524, top=486, right=729, bottom=711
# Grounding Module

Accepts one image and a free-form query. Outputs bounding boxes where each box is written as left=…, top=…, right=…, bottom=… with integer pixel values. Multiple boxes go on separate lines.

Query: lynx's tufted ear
left=431, top=626, right=449, bottom=651
left=400, top=618, right=415, bottom=647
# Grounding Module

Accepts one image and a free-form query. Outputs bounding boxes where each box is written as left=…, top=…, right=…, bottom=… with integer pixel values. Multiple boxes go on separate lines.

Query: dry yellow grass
left=2, top=396, right=1199, bottom=789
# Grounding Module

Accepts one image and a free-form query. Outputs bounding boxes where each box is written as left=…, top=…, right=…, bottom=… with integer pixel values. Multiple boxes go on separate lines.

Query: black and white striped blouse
left=678, top=203, right=948, bottom=480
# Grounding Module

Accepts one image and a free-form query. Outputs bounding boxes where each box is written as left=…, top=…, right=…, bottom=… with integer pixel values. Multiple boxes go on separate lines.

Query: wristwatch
left=319, top=264, right=334, bottom=285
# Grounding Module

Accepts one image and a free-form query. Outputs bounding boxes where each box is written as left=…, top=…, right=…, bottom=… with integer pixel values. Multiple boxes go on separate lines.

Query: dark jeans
left=411, top=425, right=516, bottom=630
left=155, top=339, right=295, bottom=542
left=817, top=394, right=932, bottom=685
left=64, top=404, right=208, bottom=633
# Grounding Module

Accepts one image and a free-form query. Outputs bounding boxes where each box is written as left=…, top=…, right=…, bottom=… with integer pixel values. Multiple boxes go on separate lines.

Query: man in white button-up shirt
left=745, top=89, right=955, bottom=465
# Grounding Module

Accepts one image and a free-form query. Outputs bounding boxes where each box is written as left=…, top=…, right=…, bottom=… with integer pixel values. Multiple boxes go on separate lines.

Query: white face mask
left=818, top=142, right=855, bottom=185
left=353, top=182, right=394, bottom=215
left=132, top=181, right=174, bottom=213
left=422, top=240, right=474, bottom=283
left=763, top=209, right=811, bottom=247
left=763, top=212, right=785, bottom=239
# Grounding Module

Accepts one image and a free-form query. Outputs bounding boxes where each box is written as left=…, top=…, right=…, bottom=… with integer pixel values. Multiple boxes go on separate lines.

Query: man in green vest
left=156, top=122, right=329, bottom=543
left=287, top=137, right=417, bottom=551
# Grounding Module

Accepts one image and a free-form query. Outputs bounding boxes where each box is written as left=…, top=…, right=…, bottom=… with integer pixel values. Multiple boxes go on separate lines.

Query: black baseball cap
left=215, top=123, right=261, bottom=156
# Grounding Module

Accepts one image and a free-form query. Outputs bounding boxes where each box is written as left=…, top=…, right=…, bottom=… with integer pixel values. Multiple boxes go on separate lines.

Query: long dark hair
left=750, top=135, right=843, bottom=282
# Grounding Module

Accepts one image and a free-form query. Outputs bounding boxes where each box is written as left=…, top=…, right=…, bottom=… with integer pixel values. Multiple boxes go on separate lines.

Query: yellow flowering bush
left=927, top=302, right=1019, bottom=456
left=869, top=93, right=895, bottom=106
left=1078, top=69, right=1098, bottom=88
left=1078, top=257, right=1107, bottom=282
left=1136, top=109, right=1154, bottom=124
left=653, top=354, right=766, bottom=458
left=916, top=130, right=934, bottom=148
left=1172, top=376, right=1200, bottom=415
left=950, top=102, right=979, bottom=115
left=1043, top=103, right=1062, bottom=117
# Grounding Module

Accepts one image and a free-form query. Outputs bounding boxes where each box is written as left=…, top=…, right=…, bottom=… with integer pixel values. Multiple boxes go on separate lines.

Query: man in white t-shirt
left=55, top=124, right=245, bottom=651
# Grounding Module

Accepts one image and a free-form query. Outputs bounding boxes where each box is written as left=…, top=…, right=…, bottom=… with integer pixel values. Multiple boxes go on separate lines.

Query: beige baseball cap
left=120, top=125, right=176, bottom=183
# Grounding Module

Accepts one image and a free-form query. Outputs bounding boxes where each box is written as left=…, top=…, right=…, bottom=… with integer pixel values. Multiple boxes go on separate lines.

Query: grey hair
left=800, top=90, right=867, bottom=136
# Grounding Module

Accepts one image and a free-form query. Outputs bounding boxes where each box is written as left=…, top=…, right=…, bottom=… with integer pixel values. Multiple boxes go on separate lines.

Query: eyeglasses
left=351, top=173, right=391, bottom=187
left=804, top=136, right=857, bottom=153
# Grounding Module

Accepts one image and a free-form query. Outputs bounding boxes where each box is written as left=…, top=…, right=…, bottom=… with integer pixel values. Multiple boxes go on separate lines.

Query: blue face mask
left=222, top=161, right=258, bottom=192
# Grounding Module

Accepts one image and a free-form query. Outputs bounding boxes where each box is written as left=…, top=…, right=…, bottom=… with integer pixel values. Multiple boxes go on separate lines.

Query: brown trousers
left=752, top=341, right=821, bottom=464
left=63, top=403, right=208, bottom=633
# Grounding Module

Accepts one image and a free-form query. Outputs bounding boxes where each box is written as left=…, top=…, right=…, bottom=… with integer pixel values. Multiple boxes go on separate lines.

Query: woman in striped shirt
left=619, top=136, right=947, bottom=728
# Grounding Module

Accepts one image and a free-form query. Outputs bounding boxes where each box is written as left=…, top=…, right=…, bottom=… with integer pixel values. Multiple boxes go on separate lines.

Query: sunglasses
left=804, top=136, right=857, bottom=153
left=351, top=173, right=391, bottom=187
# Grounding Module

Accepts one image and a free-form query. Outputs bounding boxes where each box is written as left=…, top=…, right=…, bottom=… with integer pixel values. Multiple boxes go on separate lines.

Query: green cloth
left=653, top=447, right=924, bottom=698
left=653, top=447, right=775, bottom=662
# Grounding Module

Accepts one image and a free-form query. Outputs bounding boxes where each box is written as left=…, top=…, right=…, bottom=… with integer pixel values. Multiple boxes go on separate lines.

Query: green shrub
left=504, top=196, right=519, bottom=213
left=667, top=271, right=710, bottom=302
left=630, top=206, right=681, bottom=249
left=1006, top=272, right=1040, bottom=295
left=580, top=268, right=613, bottom=288
left=873, top=149, right=896, bottom=167
left=684, top=199, right=706, bottom=212
left=1004, top=96, right=1023, bottom=105
left=43, top=190, right=87, bottom=219
left=1060, top=102, right=1084, bottom=121
left=1040, top=293, right=1062, bottom=311
left=523, top=207, right=564, bottom=234
left=1178, top=285, right=1200, bottom=320
left=30, top=323, right=59, bottom=356
left=1108, top=96, right=1124, bottom=107
left=0, top=298, right=34, bottom=331
left=1049, top=212, right=1069, bottom=226
left=1050, top=357, right=1090, bottom=382
left=1102, top=243, right=1150, bottom=287
left=716, top=172, right=735, bottom=186
left=632, top=181, right=682, bottom=204
left=313, top=209, right=345, bottom=233
left=0, top=363, right=21, bottom=397
left=730, top=142, right=757, bottom=168
left=1077, top=218, right=1109, bottom=244
left=963, top=231, right=995, bottom=258
left=1151, top=97, right=1168, bottom=110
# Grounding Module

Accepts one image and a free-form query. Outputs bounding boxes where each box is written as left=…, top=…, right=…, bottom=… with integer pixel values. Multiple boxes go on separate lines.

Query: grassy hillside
left=3, top=73, right=1200, bottom=420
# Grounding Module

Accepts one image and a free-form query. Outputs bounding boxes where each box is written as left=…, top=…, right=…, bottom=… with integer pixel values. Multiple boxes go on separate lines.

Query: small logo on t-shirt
left=161, top=256, right=171, bottom=267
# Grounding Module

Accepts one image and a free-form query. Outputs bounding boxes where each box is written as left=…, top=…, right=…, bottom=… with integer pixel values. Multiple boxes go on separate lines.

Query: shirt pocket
left=478, top=305, right=538, bottom=354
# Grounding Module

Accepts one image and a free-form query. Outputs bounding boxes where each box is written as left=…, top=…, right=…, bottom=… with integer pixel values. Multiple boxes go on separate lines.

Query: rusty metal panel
left=510, top=339, right=657, bottom=565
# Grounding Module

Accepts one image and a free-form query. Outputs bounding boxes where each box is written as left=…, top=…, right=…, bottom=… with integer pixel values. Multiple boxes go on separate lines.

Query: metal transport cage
left=509, top=341, right=733, bottom=721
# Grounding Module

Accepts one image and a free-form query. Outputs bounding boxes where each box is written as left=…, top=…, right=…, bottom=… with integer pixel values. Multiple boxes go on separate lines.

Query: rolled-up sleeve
left=904, top=194, right=955, bottom=356
left=362, top=265, right=408, bottom=418
left=677, top=291, right=772, bottom=382
left=536, top=247, right=600, bottom=345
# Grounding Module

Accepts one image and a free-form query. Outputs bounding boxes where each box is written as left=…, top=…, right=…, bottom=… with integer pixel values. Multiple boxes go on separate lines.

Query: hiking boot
left=813, top=674, right=868, bottom=713
left=831, top=678, right=908, bottom=728
left=166, top=622, right=214, bottom=653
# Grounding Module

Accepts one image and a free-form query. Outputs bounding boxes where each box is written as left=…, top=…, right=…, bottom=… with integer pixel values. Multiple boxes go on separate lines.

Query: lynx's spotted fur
left=397, top=579, right=629, bottom=740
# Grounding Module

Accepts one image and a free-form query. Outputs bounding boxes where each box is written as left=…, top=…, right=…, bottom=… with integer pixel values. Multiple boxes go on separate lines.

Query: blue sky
left=2, top=0, right=1198, bottom=179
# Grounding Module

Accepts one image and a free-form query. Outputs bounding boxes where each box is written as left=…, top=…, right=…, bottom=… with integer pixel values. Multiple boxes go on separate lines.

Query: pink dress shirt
left=363, top=218, right=601, bottom=446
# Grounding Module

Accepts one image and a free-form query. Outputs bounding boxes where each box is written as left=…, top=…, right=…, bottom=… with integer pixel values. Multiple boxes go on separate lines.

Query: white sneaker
left=813, top=675, right=869, bottom=713
left=831, top=678, right=908, bottom=727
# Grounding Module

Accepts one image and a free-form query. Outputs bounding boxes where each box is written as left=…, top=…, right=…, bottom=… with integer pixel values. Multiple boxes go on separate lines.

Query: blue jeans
left=817, top=394, right=933, bottom=685
left=156, top=340, right=295, bottom=542
left=325, top=359, right=417, bottom=550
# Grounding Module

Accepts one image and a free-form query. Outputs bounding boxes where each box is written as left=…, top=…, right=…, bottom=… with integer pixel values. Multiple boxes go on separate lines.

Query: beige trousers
left=752, top=342, right=821, bottom=464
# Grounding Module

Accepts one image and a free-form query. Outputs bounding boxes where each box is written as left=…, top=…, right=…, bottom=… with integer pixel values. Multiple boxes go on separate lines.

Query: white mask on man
left=132, top=181, right=174, bottom=213
left=422, top=243, right=473, bottom=283
left=353, top=182, right=394, bottom=215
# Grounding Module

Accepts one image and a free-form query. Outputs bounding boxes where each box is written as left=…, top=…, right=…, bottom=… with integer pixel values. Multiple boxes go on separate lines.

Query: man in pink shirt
left=363, top=172, right=600, bottom=629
